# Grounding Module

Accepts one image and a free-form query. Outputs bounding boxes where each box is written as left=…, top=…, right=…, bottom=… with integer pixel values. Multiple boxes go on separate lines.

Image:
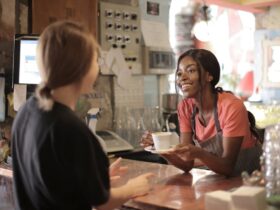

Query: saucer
left=144, top=146, right=174, bottom=154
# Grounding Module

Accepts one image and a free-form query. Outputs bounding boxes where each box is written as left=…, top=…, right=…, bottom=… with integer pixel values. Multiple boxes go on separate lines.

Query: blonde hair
left=36, top=20, right=99, bottom=111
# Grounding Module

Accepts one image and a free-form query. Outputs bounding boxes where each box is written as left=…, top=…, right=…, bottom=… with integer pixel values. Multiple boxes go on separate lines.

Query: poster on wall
left=262, top=39, right=280, bottom=87
left=0, top=0, right=15, bottom=70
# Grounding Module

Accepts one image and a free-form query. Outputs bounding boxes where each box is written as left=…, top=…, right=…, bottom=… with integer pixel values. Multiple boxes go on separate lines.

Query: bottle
left=263, top=124, right=280, bottom=207
left=87, top=107, right=107, bottom=152
left=0, top=68, right=5, bottom=122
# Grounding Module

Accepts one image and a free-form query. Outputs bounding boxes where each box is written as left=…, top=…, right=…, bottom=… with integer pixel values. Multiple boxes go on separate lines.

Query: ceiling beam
left=194, top=0, right=268, bottom=13
left=241, top=0, right=280, bottom=7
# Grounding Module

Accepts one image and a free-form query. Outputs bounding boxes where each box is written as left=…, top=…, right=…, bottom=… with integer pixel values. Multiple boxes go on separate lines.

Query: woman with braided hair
left=141, top=49, right=262, bottom=176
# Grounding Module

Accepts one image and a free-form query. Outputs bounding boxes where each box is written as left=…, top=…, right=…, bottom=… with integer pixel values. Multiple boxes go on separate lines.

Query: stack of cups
left=263, top=124, right=280, bottom=207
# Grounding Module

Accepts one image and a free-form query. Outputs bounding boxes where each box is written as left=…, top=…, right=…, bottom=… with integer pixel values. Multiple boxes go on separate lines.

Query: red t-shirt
left=177, top=92, right=256, bottom=149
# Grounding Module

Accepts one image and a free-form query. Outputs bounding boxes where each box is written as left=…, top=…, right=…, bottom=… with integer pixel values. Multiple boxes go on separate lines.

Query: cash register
left=95, top=130, right=133, bottom=153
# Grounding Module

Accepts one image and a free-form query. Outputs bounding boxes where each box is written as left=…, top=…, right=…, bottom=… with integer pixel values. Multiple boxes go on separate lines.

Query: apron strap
left=191, top=93, right=222, bottom=146
left=191, top=106, right=197, bottom=135
left=191, top=107, right=199, bottom=146
left=213, top=93, right=222, bottom=133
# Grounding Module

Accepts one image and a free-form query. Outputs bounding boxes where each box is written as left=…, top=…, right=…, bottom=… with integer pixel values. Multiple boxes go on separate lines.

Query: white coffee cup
left=152, top=132, right=173, bottom=151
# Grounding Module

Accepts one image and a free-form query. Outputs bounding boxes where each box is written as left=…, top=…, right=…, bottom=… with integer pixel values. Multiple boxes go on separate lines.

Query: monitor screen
left=13, top=35, right=41, bottom=85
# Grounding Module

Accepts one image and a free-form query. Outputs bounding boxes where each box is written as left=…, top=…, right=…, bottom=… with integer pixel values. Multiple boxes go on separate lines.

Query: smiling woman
left=141, top=48, right=262, bottom=177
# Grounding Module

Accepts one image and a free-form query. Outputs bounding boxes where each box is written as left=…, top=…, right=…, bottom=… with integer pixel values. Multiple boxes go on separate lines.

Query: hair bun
left=35, top=83, right=54, bottom=111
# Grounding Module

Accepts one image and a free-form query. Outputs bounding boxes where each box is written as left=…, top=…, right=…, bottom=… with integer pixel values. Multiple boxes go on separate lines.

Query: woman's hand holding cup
left=140, top=131, right=153, bottom=147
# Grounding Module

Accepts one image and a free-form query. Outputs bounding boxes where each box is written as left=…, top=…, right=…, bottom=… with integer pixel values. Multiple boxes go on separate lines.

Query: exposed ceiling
left=195, top=0, right=280, bottom=13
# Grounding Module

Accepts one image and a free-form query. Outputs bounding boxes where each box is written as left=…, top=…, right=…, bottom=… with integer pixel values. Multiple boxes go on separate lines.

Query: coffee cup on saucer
left=151, top=132, right=174, bottom=151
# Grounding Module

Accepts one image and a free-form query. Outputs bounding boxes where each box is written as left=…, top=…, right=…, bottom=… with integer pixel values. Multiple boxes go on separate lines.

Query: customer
left=141, top=49, right=262, bottom=176
left=12, top=20, right=154, bottom=210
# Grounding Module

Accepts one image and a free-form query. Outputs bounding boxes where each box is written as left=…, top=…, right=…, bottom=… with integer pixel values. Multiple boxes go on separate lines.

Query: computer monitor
left=13, top=35, right=41, bottom=86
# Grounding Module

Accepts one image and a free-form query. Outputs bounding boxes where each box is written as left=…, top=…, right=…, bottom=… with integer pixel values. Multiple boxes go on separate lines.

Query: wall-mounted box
left=99, top=0, right=142, bottom=75
left=143, top=46, right=176, bottom=74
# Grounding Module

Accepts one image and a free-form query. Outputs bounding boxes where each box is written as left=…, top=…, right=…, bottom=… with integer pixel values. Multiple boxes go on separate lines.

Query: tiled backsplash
left=76, top=75, right=114, bottom=131
left=113, top=75, right=144, bottom=109
left=78, top=74, right=161, bottom=132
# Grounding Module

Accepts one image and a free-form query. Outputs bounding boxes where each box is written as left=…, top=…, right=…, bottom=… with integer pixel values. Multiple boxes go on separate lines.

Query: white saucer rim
left=144, top=146, right=173, bottom=154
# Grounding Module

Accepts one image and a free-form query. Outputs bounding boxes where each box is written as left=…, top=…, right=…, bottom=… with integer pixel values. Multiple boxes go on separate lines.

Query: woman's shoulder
left=49, top=107, right=95, bottom=146
left=52, top=107, right=87, bottom=132
left=26, top=99, right=88, bottom=136
left=218, top=91, right=244, bottom=106
left=218, top=91, right=246, bottom=115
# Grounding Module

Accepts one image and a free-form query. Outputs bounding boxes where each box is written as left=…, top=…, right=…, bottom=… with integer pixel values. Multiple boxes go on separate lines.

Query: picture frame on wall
left=262, top=39, right=280, bottom=87
left=147, top=1, right=159, bottom=16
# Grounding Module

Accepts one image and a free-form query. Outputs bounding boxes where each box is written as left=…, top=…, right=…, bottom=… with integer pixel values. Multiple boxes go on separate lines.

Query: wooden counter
left=117, top=159, right=242, bottom=210
left=0, top=159, right=242, bottom=210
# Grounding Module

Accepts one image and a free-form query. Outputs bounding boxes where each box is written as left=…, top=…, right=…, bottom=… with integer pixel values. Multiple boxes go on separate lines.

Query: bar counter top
left=0, top=158, right=243, bottom=210
left=117, top=159, right=242, bottom=210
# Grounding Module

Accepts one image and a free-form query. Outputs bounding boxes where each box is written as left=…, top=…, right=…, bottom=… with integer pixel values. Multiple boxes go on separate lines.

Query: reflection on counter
left=245, top=102, right=280, bottom=128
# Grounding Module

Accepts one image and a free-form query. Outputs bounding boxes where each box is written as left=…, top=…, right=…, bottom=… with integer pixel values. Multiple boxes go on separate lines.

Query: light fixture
left=192, top=3, right=213, bottom=42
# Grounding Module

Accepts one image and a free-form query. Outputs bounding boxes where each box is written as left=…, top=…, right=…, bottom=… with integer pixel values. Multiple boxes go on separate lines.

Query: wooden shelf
left=32, top=0, right=98, bottom=36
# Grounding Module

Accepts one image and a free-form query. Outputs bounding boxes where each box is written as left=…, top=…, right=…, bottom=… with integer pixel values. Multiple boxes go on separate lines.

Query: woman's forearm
left=162, top=154, right=194, bottom=173
left=96, top=185, right=132, bottom=210
left=197, top=137, right=243, bottom=176
left=197, top=151, right=235, bottom=176
left=97, top=172, right=153, bottom=210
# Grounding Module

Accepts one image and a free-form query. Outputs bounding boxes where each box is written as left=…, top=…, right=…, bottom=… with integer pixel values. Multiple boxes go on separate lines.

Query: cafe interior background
left=1, top=0, right=280, bottom=150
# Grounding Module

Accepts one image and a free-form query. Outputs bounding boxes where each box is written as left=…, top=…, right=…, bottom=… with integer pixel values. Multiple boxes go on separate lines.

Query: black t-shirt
left=11, top=96, right=110, bottom=210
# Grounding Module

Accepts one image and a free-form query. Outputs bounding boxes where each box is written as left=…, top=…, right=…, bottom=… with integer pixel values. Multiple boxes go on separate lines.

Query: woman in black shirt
left=12, top=20, right=154, bottom=210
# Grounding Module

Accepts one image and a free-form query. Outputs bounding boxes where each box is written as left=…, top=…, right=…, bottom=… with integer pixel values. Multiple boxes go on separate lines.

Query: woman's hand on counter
left=98, top=172, right=155, bottom=210
left=125, top=172, right=155, bottom=198
left=109, top=157, right=128, bottom=185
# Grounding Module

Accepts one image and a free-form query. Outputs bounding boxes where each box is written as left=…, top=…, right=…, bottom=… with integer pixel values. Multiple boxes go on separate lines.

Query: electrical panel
left=99, top=0, right=142, bottom=74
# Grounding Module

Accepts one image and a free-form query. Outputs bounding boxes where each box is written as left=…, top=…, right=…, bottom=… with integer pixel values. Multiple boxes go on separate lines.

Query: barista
left=141, top=49, right=262, bottom=176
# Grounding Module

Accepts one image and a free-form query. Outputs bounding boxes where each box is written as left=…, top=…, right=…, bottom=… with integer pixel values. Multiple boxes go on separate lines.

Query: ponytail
left=215, top=87, right=223, bottom=93
left=247, top=111, right=262, bottom=143
left=214, top=86, right=234, bottom=94
left=35, top=83, right=54, bottom=111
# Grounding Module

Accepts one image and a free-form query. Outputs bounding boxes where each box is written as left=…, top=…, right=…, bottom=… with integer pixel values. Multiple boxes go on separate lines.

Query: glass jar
left=263, top=124, right=280, bottom=207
